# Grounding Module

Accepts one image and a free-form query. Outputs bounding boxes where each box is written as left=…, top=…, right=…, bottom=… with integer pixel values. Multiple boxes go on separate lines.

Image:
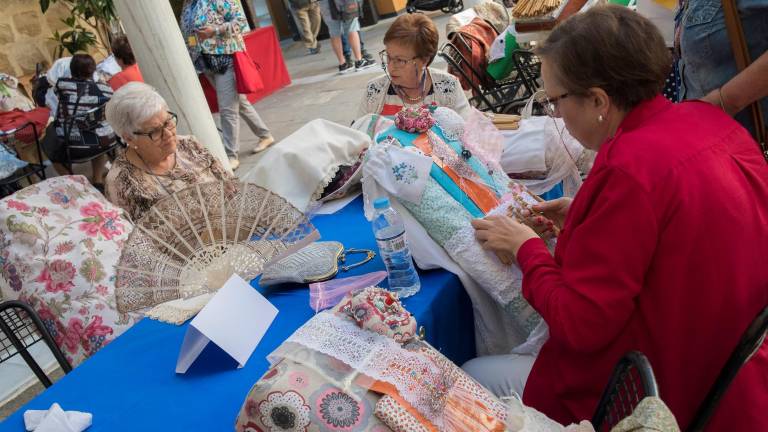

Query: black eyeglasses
left=379, top=50, right=419, bottom=69
left=133, top=112, right=178, bottom=141
left=535, top=92, right=570, bottom=117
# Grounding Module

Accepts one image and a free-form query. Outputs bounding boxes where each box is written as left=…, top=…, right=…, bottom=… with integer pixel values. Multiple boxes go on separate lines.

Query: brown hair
left=536, top=5, right=670, bottom=111
left=70, top=53, right=96, bottom=80
left=112, top=35, right=136, bottom=66
left=383, top=14, right=439, bottom=65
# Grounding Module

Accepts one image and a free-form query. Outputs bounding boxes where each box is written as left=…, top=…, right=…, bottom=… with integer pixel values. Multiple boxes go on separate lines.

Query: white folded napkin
left=24, top=403, right=92, bottom=432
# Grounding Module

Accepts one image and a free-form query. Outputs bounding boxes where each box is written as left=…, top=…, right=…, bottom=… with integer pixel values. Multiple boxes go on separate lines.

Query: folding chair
left=440, top=41, right=531, bottom=114
left=0, top=122, right=47, bottom=198
left=511, top=49, right=542, bottom=96
left=56, top=103, right=119, bottom=175
left=591, top=351, right=660, bottom=432
left=688, top=304, right=768, bottom=431
left=0, top=300, right=72, bottom=388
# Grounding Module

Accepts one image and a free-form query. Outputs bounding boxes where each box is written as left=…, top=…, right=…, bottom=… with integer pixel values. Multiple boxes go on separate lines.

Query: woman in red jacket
left=468, top=5, right=768, bottom=430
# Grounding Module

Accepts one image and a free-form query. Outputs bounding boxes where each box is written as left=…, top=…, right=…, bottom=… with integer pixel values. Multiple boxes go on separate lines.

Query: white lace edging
left=145, top=293, right=213, bottom=325
left=268, top=312, right=506, bottom=428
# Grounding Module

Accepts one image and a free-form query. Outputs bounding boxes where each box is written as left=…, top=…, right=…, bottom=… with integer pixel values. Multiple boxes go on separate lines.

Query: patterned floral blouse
left=180, top=0, right=249, bottom=70
left=105, top=135, right=233, bottom=221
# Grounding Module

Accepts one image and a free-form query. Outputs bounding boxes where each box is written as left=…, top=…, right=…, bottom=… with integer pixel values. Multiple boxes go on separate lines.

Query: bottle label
left=376, top=232, right=406, bottom=253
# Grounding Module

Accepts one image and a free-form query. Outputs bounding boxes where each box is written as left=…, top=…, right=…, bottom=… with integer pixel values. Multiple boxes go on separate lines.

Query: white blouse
left=358, top=68, right=472, bottom=120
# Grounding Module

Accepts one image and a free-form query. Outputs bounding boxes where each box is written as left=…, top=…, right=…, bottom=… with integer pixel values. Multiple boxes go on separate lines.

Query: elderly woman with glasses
left=358, top=13, right=470, bottom=119
left=465, top=6, right=768, bottom=430
left=104, top=82, right=233, bottom=221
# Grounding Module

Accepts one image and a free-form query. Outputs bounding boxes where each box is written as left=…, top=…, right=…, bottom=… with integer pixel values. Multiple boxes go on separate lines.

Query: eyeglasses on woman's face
left=535, top=91, right=570, bottom=117
left=379, top=50, right=419, bottom=69
left=134, top=112, right=178, bottom=142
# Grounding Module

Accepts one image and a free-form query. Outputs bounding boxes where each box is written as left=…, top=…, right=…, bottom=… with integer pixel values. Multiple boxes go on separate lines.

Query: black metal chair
left=687, top=304, right=768, bottom=432
left=55, top=103, right=119, bottom=175
left=0, top=122, right=47, bottom=198
left=0, top=300, right=72, bottom=388
left=592, top=351, right=660, bottom=432
left=511, top=49, right=542, bottom=96
left=439, top=39, right=533, bottom=114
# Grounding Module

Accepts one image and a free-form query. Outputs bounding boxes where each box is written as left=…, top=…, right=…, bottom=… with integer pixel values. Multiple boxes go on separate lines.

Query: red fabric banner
left=200, top=26, right=291, bottom=113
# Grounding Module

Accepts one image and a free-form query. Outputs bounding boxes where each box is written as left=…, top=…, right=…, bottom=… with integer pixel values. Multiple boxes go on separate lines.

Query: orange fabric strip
left=381, top=104, right=403, bottom=116
left=412, top=134, right=500, bottom=214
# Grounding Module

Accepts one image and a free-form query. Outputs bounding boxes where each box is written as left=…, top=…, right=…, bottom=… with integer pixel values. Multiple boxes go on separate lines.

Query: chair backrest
left=592, top=351, right=659, bottom=432
left=0, top=300, right=72, bottom=388
left=511, top=50, right=542, bottom=95
left=0, top=121, right=42, bottom=154
left=440, top=42, right=485, bottom=94
left=687, top=304, right=768, bottom=432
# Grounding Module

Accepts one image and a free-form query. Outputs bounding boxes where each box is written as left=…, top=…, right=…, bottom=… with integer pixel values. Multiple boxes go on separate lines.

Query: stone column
left=113, top=0, right=231, bottom=171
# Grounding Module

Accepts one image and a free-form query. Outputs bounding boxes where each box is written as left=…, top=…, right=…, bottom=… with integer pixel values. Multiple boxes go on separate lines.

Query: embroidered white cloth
left=242, top=119, right=371, bottom=212
left=362, top=140, right=432, bottom=208
left=24, top=403, right=92, bottom=432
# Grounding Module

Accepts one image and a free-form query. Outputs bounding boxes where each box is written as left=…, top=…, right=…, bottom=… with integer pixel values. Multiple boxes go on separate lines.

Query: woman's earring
left=598, top=115, right=604, bottom=123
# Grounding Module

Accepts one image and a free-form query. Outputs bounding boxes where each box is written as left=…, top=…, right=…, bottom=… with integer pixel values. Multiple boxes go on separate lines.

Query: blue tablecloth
left=0, top=197, right=476, bottom=431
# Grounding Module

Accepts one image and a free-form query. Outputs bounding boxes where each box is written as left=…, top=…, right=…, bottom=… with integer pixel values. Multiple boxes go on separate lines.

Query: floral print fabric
left=235, top=356, right=387, bottom=432
left=0, top=175, right=139, bottom=366
left=181, top=0, right=249, bottom=71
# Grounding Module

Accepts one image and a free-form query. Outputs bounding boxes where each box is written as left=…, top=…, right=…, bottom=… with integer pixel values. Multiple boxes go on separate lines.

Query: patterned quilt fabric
left=0, top=175, right=139, bottom=366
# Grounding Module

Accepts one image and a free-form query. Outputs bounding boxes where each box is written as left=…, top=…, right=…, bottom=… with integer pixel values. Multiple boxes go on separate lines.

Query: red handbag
left=233, top=50, right=265, bottom=94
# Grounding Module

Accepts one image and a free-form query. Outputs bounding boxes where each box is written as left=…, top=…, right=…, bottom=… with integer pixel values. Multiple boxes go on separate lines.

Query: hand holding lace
left=472, top=215, right=537, bottom=265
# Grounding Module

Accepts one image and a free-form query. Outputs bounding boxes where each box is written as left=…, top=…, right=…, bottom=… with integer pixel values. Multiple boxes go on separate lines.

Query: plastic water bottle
left=371, top=197, right=421, bottom=298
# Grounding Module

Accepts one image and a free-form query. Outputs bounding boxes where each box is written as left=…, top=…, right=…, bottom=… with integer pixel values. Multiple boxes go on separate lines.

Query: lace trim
left=269, top=312, right=506, bottom=428
left=433, top=107, right=465, bottom=141
left=145, top=293, right=213, bottom=325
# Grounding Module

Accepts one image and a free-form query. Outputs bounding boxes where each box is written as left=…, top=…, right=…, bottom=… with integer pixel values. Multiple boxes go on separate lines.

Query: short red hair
left=383, top=14, right=439, bottom=64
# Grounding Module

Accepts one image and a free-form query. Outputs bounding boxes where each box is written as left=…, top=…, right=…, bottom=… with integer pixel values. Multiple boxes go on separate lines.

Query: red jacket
left=517, top=96, right=768, bottom=430
left=108, top=64, right=144, bottom=91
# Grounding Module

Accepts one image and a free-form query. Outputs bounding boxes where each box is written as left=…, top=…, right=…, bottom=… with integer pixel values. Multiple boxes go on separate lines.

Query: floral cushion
left=0, top=175, right=139, bottom=366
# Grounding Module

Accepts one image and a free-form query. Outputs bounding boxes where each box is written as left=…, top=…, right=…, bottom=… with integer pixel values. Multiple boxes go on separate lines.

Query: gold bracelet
left=717, top=87, right=727, bottom=112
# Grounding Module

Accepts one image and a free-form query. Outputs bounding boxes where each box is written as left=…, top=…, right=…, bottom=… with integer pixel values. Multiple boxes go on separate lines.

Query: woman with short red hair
left=358, top=14, right=470, bottom=119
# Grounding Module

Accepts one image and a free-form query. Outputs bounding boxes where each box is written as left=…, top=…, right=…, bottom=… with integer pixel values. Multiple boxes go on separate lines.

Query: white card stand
left=175, top=274, right=278, bottom=374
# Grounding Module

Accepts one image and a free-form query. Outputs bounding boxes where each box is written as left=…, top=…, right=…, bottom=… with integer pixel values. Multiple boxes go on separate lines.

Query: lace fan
left=114, top=180, right=318, bottom=313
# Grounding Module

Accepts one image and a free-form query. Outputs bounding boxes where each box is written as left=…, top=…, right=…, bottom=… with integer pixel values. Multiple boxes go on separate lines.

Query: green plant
left=40, top=0, right=118, bottom=58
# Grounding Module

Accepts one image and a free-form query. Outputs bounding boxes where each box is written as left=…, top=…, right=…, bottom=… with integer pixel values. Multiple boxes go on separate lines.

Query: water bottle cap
left=373, top=197, right=390, bottom=210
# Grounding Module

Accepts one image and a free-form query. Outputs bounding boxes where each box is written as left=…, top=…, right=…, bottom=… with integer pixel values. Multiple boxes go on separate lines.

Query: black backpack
left=31, top=63, right=50, bottom=108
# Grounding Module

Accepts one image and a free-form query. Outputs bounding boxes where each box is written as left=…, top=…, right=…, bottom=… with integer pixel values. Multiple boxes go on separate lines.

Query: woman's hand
left=529, top=197, right=572, bottom=230
left=472, top=215, right=538, bottom=266
left=196, top=26, right=216, bottom=40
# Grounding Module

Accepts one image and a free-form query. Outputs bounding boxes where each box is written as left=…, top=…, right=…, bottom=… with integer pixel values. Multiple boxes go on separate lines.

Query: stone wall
left=0, top=0, right=106, bottom=80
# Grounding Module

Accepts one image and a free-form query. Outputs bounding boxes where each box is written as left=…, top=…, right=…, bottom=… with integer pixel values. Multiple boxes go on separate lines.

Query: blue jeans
left=341, top=32, right=366, bottom=59
left=678, top=0, right=768, bottom=135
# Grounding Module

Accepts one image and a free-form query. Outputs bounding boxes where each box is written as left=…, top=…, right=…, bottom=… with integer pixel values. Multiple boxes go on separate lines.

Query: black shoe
left=354, top=58, right=376, bottom=71
left=344, top=54, right=352, bottom=65
left=362, top=50, right=374, bottom=61
left=307, top=47, right=320, bottom=55
left=338, top=62, right=354, bottom=74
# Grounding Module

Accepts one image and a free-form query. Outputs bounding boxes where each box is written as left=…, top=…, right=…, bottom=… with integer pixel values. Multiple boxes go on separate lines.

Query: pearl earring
left=598, top=115, right=604, bottom=123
